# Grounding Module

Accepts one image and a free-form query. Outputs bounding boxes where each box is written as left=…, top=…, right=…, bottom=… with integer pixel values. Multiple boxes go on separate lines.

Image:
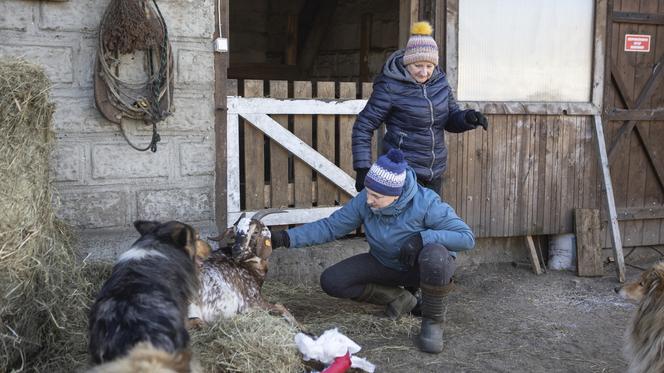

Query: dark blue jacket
left=352, top=50, right=475, bottom=181
left=286, top=167, right=475, bottom=271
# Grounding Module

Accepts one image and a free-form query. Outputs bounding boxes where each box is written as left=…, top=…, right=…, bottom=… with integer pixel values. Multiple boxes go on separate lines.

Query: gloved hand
left=270, top=229, right=290, bottom=249
left=465, top=110, right=488, bottom=131
left=399, top=233, right=423, bottom=267
left=355, top=168, right=369, bottom=192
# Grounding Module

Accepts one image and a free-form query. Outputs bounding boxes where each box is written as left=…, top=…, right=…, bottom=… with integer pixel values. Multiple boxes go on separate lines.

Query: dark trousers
left=320, top=244, right=456, bottom=299
left=417, top=176, right=443, bottom=197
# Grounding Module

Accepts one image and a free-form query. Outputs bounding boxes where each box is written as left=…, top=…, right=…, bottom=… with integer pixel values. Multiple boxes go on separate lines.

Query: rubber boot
left=356, top=283, right=417, bottom=320
left=416, top=282, right=455, bottom=353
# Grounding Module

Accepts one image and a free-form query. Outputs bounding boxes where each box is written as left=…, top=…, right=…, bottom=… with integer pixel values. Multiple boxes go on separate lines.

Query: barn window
left=456, top=0, right=595, bottom=102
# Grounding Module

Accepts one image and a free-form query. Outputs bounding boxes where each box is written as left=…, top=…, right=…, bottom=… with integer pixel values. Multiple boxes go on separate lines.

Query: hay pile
left=0, top=58, right=93, bottom=371
left=190, top=310, right=304, bottom=372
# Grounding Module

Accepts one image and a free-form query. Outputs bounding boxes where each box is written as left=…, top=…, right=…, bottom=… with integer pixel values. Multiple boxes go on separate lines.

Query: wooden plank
left=339, top=82, right=356, bottom=204
left=606, top=108, right=664, bottom=120
left=479, top=114, right=492, bottom=237
left=593, top=114, right=625, bottom=282
left=593, top=0, right=609, bottom=110
left=459, top=102, right=599, bottom=116
left=524, top=236, right=543, bottom=275
left=612, top=11, right=664, bottom=24
left=226, top=113, right=241, bottom=213
left=229, top=206, right=342, bottom=226
left=316, top=81, right=337, bottom=206
left=575, top=209, right=604, bottom=277
left=398, top=0, right=418, bottom=48
left=269, top=81, right=290, bottom=209
left=243, top=80, right=265, bottom=211
left=490, top=115, right=507, bottom=237
left=616, top=206, right=664, bottom=220
left=240, top=113, right=356, bottom=198
left=227, top=97, right=367, bottom=115
left=471, top=120, right=483, bottom=234
left=214, top=0, right=230, bottom=231
left=293, top=81, right=313, bottom=208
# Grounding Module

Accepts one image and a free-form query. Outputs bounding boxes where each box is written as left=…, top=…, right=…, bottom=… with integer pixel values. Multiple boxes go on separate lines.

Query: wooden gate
left=225, top=80, right=376, bottom=226
left=603, top=0, right=664, bottom=248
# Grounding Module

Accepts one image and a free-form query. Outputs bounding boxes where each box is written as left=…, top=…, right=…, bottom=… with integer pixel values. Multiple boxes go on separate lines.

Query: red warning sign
left=624, top=34, right=651, bottom=52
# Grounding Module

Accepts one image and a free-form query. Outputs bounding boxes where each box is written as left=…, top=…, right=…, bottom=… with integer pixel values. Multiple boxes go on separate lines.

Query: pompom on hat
left=364, top=149, right=408, bottom=196
left=403, top=21, right=439, bottom=66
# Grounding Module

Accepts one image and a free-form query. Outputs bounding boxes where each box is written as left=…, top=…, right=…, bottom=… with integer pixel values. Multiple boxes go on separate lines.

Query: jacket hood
left=371, top=167, right=418, bottom=216
left=382, top=49, right=442, bottom=85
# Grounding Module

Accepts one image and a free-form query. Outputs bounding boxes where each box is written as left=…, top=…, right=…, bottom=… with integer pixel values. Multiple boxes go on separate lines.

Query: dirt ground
left=264, top=260, right=648, bottom=373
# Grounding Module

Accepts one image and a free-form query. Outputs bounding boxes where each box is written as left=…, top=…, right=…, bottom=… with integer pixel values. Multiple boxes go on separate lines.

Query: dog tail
left=86, top=342, right=200, bottom=373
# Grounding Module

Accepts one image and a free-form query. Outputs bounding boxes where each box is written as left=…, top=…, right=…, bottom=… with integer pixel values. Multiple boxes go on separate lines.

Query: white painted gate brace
left=226, top=96, right=368, bottom=226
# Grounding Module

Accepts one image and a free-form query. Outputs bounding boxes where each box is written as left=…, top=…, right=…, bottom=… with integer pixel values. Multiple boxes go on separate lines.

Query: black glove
left=355, top=168, right=369, bottom=192
left=399, top=233, right=423, bottom=267
left=270, top=230, right=290, bottom=249
left=465, top=110, right=488, bottom=131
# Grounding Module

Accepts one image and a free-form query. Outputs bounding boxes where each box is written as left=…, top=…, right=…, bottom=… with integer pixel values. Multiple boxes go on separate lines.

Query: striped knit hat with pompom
left=364, top=149, right=408, bottom=196
left=403, top=21, right=439, bottom=66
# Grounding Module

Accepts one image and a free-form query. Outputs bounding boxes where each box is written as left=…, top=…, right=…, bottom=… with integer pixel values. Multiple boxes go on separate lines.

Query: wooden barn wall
left=443, top=114, right=602, bottom=238
left=601, top=0, right=664, bottom=248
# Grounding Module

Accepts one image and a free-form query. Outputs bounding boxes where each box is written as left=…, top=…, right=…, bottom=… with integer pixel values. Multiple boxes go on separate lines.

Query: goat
left=188, top=209, right=299, bottom=328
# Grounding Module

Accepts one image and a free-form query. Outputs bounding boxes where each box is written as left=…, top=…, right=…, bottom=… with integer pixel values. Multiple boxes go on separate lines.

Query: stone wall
left=0, top=0, right=216, bottom=229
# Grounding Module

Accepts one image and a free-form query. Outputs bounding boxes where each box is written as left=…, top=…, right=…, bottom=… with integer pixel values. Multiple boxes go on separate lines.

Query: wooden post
left=575, top=209, right=604, bottom=277
left=525, top=236, right=543, bottom=275
left=398, top=0, right=419, bottom=48
left=593, top=115, right=625, bottom=282
left=214, top=0, right=230, bottom=232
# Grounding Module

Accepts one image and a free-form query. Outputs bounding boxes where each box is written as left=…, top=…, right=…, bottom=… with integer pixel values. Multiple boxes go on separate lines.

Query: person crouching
left=270, top=149, right=475, bottom=353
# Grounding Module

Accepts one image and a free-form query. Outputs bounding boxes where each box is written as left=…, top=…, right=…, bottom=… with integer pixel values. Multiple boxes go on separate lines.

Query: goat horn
left=208, top=212, right=247, bottom=241
left=251, top=208, right=287, bottom=221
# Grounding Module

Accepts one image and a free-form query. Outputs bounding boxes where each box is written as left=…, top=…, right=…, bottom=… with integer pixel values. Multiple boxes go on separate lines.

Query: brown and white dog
left=616, top=262, right=664, bottom=373
left=189, top=209, right=298, bottom=327
left=88, top=220, right=211, bottom=371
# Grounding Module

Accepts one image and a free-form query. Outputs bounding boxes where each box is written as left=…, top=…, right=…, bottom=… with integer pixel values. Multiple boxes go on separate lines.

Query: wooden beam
left=615, top=207, right=664, bottom=221
left=634, top=125, right=664, bottom=192
left=459, top=101, right=599, bottom=116
left=612, top=11, right=664, bottom=25
left=227, top=96, right=367, bottom=115
left=214, top=0, right=230, bottom=232
left=297, top=0, right=337, bottom=73
left=398, top=0, right=419, bottom=48
left=606, top=109, right=664, bottom=121
left=593, top=115, right=625, bottom=283
left=525, top=236, right=543, bottom=275
left=575, top=209, right=604, bottom=277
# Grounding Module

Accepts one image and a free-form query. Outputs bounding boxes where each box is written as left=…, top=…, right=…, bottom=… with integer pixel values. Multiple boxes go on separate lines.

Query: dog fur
left=86, top=342, right=201, bottom=373
left=88, top=220, right=210, bottom=368
left=616, top=262, right=664, bottom=373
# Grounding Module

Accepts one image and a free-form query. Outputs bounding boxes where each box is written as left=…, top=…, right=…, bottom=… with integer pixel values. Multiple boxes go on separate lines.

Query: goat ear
left=134, top=220, right=161, bottom=236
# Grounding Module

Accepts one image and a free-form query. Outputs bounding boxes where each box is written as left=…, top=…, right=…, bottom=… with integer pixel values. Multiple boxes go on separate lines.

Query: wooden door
left=603, top=0, right=664, bottom=247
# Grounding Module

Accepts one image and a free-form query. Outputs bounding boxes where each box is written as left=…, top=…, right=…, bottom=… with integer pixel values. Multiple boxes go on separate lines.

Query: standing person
left=352, top=21, right=488, bottom=195
left=270, top=149, right=475, bottom=353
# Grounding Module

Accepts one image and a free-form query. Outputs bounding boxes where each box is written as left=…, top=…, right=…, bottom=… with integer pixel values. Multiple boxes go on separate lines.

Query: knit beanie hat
left=364, top=149, right=408, bottom=196
left=403, top=21, right=439, bottom=66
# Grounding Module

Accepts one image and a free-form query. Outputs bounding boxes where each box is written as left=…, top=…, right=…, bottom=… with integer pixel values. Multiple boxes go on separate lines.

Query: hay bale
left=0, top=58, right=92, bottom=371
left=190, top=310, right=304, bottom=373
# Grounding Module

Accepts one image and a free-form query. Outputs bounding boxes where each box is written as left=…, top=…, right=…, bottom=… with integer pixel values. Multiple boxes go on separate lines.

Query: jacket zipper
left=422, top=85, right=435, bottom=181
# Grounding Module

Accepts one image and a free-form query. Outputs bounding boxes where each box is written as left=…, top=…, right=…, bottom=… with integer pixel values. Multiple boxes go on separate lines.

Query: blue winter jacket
left=286, top=167, right=475, bottom=271
left=352, top=49, right=475, bottom=182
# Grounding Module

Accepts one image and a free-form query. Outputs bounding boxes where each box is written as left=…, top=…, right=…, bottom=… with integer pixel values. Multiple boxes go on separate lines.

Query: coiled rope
left=96, top=0, right=173, bottom=152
